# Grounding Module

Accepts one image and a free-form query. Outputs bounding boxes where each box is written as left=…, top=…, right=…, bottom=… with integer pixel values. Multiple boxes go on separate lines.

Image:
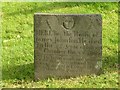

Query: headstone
left=34, top=13, right=102, bottom=80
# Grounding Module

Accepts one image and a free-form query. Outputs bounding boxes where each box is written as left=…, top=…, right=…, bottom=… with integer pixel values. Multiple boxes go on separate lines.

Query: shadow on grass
left=7, top=2, right=81, bottom=16
left=2, top=63, right=34, bottom=81
left=2, top=53, right=118, bottom=81
left=6, top=2, right=110, bottom=16
left=102, top=54, right=118, bottom=72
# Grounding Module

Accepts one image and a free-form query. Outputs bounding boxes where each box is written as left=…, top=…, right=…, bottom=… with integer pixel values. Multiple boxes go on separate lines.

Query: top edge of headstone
left=34, top=13, right=101, bottom=16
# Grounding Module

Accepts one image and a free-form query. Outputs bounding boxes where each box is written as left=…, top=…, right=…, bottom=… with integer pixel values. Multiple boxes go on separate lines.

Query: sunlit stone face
left=34, top=14, right=102, bottom=80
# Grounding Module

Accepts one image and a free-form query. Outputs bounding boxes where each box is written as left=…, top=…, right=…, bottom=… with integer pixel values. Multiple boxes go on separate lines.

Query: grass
left=1, top=2, right=118, bottom=88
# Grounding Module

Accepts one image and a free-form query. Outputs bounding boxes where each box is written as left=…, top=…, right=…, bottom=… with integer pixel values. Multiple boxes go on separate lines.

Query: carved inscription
left=34, top=14, right=102, bottom=80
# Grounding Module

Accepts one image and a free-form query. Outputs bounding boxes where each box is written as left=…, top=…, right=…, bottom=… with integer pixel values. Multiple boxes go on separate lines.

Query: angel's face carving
left=63, top=17, right=74, bottom=29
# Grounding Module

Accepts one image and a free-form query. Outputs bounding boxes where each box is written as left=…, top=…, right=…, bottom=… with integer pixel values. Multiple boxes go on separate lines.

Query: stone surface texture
left=34, top=14, right=102, bottom=80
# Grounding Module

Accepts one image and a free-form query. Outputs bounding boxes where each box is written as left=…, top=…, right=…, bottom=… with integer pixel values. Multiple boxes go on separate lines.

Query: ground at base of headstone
left=2, top=71, right=118, bottom=88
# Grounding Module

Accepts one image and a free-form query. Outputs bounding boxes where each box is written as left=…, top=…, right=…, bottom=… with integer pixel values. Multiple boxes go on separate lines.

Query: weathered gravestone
left=34, top=13, right=102, bottom=80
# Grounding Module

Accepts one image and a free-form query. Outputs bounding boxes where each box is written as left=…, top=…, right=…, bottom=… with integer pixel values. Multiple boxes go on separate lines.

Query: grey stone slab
left=34, top=13, right=102, bottom=80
